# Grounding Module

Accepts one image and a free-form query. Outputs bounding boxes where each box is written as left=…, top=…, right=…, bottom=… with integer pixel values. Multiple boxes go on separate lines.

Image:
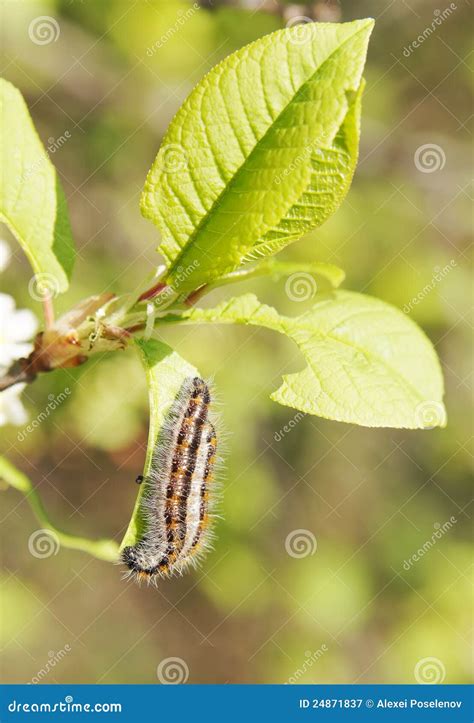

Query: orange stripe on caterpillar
left=121, top=377, right=220, bottom=584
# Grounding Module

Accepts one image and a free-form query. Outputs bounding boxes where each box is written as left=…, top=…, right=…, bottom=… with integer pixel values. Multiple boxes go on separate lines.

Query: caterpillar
left=121, top=377, right=219, bottom=584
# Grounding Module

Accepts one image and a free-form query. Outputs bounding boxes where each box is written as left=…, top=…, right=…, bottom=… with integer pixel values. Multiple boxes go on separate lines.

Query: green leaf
left=120, top=338, right=199, bottom=550
left=169, top=292, right=445, bottom=429
left=141, top=19, right=374, bottom=297
left=0, top=79, right=75, bottom=293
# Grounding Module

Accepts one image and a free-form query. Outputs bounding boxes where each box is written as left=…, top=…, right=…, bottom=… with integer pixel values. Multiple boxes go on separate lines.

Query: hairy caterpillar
left=121, top=377, right=219, bottom=583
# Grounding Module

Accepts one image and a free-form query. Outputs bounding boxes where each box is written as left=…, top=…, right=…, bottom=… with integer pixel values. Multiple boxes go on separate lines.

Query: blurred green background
left=1, top=0, right=472, bottom=684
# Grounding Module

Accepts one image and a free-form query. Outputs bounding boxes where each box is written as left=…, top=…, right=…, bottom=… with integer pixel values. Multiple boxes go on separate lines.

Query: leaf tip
left=357, top=17, right=375, bottom=31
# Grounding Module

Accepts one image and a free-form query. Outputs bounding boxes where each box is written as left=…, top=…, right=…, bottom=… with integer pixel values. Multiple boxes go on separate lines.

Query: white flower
left=0, top=294, right=38, bottom=368
left=0, top=243, right=38, bottom=427
left=0, top=384, right=29, bottom=426
left=0, top=239, right=11, bottom=273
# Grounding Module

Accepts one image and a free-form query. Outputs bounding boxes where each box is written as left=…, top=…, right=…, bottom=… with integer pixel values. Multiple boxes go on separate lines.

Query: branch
left=0, top=357, right=37, bottom=392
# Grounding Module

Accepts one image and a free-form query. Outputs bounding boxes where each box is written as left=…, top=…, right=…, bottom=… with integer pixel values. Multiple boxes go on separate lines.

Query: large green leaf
left=0, top=79, right=75, bottom=292
left=168, top=293, right=445, bottom=429
left=141, top=20, right=373, bottom=297
left=120, top=339, right=199, bottom=550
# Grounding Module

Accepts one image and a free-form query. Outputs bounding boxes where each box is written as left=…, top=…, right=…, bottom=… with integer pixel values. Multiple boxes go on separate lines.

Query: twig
left=0, top=358, right=37, bottom=392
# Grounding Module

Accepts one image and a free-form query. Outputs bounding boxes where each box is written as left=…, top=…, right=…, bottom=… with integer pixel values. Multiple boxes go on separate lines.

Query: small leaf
left=0, top=79, right=75, bottom=293
left=120, top=339, right=199, bottom=550
left=141, top=20, right=374, bottom=297
left=172, top=292, right=445, bottom=429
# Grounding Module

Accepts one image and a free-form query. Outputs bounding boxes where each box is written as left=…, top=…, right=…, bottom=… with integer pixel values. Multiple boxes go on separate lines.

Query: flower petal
left=0, top=240, right=11, bottom=273
left=5, top=308, right=38, bottom=343
left=0, top=292, right=15, bottom=318
left=0, top=383, right=28, bottom=427
left=0, top=293, right=37, bottom=367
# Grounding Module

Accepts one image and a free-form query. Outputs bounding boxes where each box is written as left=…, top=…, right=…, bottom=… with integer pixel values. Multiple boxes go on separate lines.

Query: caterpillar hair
left=121, top=377, right=221, bottom=584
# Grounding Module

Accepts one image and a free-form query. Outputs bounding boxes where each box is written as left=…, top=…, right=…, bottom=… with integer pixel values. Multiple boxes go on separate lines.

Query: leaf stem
left=0, top=456, right=119, bottom=562
left=42, top=296, right=55, bottom=329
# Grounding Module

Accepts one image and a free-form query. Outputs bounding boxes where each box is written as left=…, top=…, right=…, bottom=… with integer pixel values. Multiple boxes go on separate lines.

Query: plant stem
left=0, top=456, right=119, bottom=562
left=42, top=296, right=55, bottom=329
left=0, top=359, right=37, bottom=391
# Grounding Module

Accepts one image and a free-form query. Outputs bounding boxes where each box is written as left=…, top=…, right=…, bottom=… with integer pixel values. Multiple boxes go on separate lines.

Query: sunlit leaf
left=0, top=78, right=75, bottom=292
left=141, top=20, right=373, bottom=297
left=172, top=292, right=445, bottom=429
